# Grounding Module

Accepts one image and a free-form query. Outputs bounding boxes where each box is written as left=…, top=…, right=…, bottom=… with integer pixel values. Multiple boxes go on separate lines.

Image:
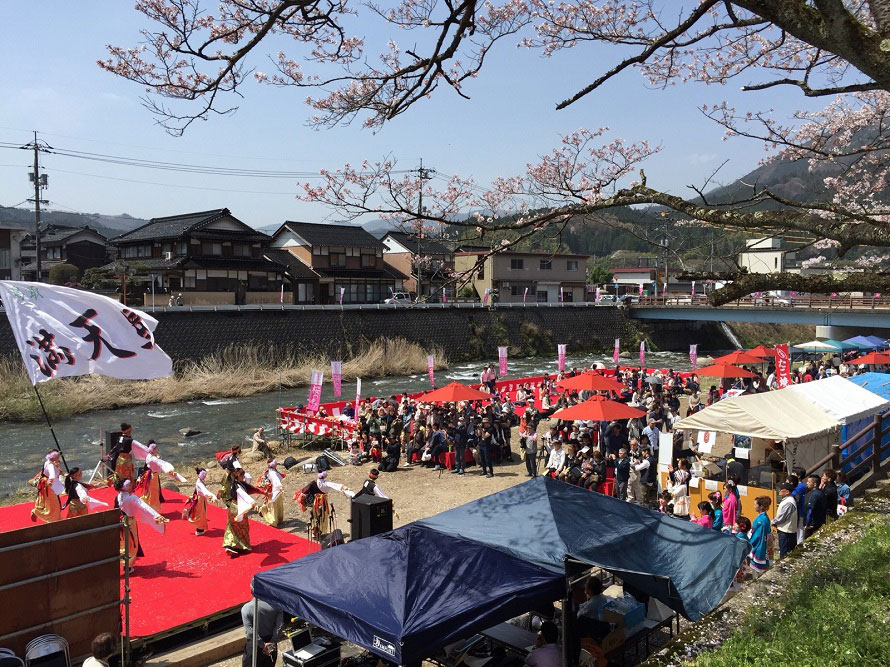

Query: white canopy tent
left=675, top=387, right=841, bottom=473
left=787, top=376, right=890, bottom=425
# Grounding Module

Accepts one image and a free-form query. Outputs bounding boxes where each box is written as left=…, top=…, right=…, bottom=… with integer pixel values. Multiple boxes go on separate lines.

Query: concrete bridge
left=630, top=294, right=890, bottom=335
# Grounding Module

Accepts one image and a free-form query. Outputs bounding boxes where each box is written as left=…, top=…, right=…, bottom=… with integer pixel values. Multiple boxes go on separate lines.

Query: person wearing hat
left=771, top=482, right=799, bottom=558
left=344, top=468, right=388, bottom=499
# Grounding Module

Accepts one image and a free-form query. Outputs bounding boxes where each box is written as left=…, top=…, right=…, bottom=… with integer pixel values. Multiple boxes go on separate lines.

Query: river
left=1, top=350, right=704, bottom=496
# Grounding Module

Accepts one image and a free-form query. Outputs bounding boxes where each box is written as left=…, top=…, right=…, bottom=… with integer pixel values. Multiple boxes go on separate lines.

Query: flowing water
left=0, top=350, right=703, bottom=496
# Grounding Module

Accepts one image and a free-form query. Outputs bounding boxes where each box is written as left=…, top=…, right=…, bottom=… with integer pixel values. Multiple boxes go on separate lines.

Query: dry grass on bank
left=0, top=339, right=447, bottom=423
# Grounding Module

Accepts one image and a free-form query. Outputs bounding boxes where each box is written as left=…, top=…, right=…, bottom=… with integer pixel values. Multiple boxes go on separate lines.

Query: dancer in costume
left=31, top=450, right=65, bottom=523
left=183, top=468, right=218, bottom=535
left=105, top=423, right=149, bottom=484
left=220, top=467, right=268, bottom=557
left=216, top=444, right=252, bottom=483
left=259, top=459, right=285, bottom=527
left=295, top=470, right=345, bottom=541
left=136, top=441, right=187, bottom=511
left=115, top=477, right=168, bottom=573
left=63, top=467, right=108, bottom=518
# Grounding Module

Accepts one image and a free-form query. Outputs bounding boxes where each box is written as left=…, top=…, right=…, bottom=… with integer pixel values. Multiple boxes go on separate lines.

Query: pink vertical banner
left=482, top=288, right=490, bottom=306
left=557, top=344, right=566, bottom=372
left=689, top=344, right=698, bottom=371
left=427, top=354, right=435, bottom=386
left=331, top=360, right=343, bottom=397
left=442, top=288, right=447, bottom=304
left=339, top=287, right=345, bottom=305
left=559, top=286, right=564, bottom=302
left=638, top=283, right=643, bottom=296
left=498, top=346, right=508, bottom=376
left=595, top=287, right=601, bottom=302
left=691, top=280, right=696, bottom=297
left=639, top=341, right=646, bottom=369
left=523, top=287, right=528, bottom=303
left=775, top=344, right=792, bottom=388
left=613, top=338, right=620, bottom=365
left=355, top=377, right=362, bottom=408
left=307, top=369, right=323, bottom=413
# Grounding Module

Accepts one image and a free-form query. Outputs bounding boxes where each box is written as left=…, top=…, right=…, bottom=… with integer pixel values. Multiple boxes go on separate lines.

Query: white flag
left=0, top=281, right=173, bottom=385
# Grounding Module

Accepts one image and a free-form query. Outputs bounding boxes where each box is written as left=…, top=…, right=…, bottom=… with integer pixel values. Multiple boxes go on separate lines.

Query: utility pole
left=24, top=132, right=51, bottom=282
left=414, top=159, right=434, bottom=300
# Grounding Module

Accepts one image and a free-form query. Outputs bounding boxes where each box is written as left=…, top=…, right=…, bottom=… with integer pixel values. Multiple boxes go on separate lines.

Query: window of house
left=510, top=258, right=524, bottom=270
left=540, top=259, right=552, bottom=270
left=46, top=247, right=61, bottom=259
left=202, top=242, right=223, bottom=255
left=510, top=285, right=524, bottom=296
left=774, top=257, right=779, bottom=268
left=477, top=264, right=484, bottom=279
left=121, top=246, right=137, bottom=258
left=176, top=242, right=187, bottom=256
left=537, top=290, right=548, bottom=302
left=361, top=254, right=375, bottom=268
left=0, top=249, right=9, bottom=269
left=567, top=260, right=579, bottom=271
left=330, top=252, right=346, bottom=267
left=234, top=243, right=250, bottom=256
left=137, top=245, right=151, bottom=258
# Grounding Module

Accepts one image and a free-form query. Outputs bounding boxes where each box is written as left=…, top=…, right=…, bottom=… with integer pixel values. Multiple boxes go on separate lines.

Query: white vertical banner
left=523, top=287, right=528, bottom=303
left=691, top=280, right=696, bottom=297
left=689, top=344, right=698, bottom=370
left=557, top=343, right=567, bottom=372
left=331, top=360, right=343, bottom=397
left=355, top=377, right=362, bottom=408
left=498, top=346, right=508, bottom=376
left=339, top=287, right=345, bottom=305
left=0, top=281, right=172, bottom=384
left=595, top=286, right=601, bottom=302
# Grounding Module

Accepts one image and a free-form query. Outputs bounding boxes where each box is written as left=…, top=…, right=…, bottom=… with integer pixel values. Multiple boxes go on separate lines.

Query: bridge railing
left=636, top=294, right=890, bottom=310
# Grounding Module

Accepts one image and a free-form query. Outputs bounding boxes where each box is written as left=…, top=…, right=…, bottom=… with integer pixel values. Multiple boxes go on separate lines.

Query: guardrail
left=100, top=301, right=617, bottom=314
left=636, top=295, right=890, bottom=310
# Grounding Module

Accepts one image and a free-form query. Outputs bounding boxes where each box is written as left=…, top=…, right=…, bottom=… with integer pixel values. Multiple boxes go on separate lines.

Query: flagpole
left=32, top=383, right=69, bottom=472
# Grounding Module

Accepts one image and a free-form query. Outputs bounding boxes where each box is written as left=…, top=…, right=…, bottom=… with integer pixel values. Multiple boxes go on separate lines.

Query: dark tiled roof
left=39, top=226, right=107, bottom=245
left=278, top=221, right=385, bottom=249
left=382, top=263, right=409, bottom=280
left=112, top=208, right=266, bottom=243
left=383, top=231, right=452, bottom=256
left=263, top=249, right=320, bottom=281
left=98, top=258, right=178, bottom=271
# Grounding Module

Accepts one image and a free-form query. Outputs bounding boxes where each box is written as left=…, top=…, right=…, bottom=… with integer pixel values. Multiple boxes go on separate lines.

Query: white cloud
left=686, top=152, right=719, bottom=165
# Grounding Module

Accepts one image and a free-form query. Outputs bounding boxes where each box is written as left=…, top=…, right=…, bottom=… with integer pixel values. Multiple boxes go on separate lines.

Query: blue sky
left=0, top=1, right=826, bottom=229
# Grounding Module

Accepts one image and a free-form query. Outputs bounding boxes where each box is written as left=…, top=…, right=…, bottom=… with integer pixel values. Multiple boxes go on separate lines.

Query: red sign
left=775, top=344, right=792, bottom=388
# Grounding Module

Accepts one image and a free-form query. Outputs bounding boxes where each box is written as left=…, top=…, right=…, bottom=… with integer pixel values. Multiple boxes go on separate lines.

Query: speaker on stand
left=349, top=495, right=393, bottom=541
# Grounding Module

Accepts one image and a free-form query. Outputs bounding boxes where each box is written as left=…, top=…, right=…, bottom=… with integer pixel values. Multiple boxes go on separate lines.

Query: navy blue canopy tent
left=253, top=477, right=749, bottom=663
left=419, top=477, right=749, bottom=621
left=252, top=523, right=564, bottom=664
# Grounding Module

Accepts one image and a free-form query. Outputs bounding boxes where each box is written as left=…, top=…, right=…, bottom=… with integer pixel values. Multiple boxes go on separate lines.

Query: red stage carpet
left=0, top=487, right=317, bottom=640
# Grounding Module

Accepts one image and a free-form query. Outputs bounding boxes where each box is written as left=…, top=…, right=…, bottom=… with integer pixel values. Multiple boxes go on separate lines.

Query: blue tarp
left=419, top=477, right=750, bottom=622
left=252, top=523, right=564, bottom=664
left=843, top=336, right=881, bottom=351
left=864, top=336, right=889, bottom=349
left=253, top=478, right=750, bottom=663
left=843, top=374, right=890, bottom=474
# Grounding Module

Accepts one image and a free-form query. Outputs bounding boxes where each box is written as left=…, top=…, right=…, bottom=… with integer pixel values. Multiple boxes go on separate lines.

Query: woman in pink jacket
left=722, top=479, right=739, bottom=533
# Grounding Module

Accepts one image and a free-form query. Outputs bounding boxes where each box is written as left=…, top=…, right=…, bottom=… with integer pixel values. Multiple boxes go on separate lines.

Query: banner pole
left=32, top=383, right=68, bottom=472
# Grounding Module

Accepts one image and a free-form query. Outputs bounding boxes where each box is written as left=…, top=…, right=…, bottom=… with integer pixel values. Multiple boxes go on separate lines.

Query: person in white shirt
left=546, top=440, right=566, bottom=475
left=184, top=468, right=218, bottom=535
left=31, top=449, right=65, bottom=523
left=116, top=477, right=169, bottom=572
left=83, top=633, right=115, bottom=667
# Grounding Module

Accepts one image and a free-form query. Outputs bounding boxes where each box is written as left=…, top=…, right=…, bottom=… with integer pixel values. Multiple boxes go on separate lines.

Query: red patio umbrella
left=747, top=345, right=777, bottom=358
left=550, top=396, right=647, bottom=422
left=850, top=352, right=890, bottom=365
left=420, top=381, right=493, bottom=403
left=557, top=372, right=626, bottom=393
left=695, top=364, right=758, bottom=379
left=711, top=350, right=764, bottom=366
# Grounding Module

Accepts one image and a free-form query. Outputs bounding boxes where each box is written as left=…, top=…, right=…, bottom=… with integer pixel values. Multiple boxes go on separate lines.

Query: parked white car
left=383, top=292, right=413, bottom=305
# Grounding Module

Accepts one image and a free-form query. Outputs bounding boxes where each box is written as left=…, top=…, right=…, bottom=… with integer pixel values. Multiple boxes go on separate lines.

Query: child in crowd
left=693, top=501, right=715, bottom=529
left=708, top=491, right=724, bottom=531
left=748, top=496, right=774, bottom=573
left=657, top=490, right=672, bottom=514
